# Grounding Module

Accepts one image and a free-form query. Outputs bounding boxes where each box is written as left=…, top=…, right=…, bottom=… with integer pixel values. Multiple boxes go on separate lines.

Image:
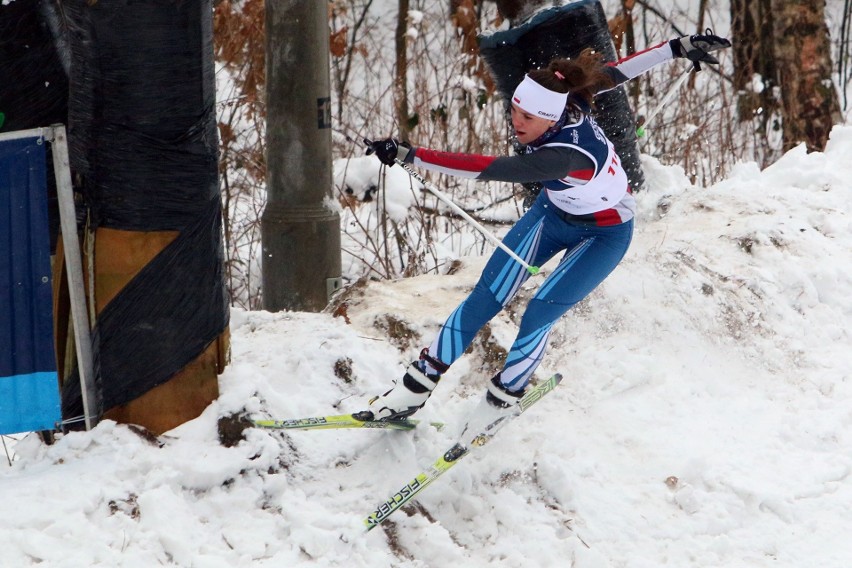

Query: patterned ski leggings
left=427, top=195, right=634, bottom=391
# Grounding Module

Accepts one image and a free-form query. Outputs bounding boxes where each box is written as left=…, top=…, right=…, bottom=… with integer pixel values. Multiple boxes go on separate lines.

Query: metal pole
left=0, top=127, right=49, bottom=143
left=50, top=125, right=97, bottom=430
left=262, top=0, right=342, bottom=312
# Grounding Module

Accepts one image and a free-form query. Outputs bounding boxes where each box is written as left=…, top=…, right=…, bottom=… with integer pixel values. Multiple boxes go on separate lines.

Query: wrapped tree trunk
left=62, top=0, right=230, bottom=434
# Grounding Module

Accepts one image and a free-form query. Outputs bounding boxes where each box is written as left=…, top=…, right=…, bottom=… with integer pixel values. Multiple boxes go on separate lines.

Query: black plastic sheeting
left=62, top=203, right=228, bottom=417
left=57, top=0, right=229, bottom=422
left=478, top=0, right=646, bottom=194
left=0, top=0, right=69, bottom=251
left=0, top=0, right=69, bottom=133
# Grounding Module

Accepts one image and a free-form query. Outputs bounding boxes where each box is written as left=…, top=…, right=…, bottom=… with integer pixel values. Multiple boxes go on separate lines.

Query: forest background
left=211, top=0, right=850, bottom=308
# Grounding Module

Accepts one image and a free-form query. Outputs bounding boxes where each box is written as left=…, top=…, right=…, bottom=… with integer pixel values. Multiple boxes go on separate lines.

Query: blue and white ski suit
left=406, top=41, right=677, bottom=391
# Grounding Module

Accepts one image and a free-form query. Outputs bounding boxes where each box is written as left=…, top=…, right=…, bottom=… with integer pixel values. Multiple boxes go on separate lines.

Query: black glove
left=365, top=138, right=412, bottom=166
left=670, top=30, right=731, bottom=70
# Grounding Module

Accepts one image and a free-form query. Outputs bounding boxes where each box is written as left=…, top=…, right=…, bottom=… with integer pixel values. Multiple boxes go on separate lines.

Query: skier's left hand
left=365, top=138, right=412, bottom=166
left=670, top=30, right=731, bottom=70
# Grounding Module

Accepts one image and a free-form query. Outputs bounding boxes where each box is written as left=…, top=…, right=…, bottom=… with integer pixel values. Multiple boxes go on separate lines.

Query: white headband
left=511, top=75, right=567, bottom=121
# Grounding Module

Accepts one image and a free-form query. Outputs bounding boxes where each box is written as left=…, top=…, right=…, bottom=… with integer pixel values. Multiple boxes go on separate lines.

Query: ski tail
left=254, top=413, right=418, bottom=431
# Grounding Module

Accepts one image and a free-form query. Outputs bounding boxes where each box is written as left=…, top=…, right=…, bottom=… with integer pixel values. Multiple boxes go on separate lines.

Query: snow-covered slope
left=2, top=127, right=851, bottom=567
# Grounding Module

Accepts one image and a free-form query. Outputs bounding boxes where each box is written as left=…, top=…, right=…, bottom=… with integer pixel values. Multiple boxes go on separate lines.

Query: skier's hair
left=527, top=49, right=614, bottom=108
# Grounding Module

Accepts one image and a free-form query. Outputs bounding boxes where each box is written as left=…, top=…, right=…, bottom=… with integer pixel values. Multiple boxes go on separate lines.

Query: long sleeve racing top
left=402, top=41, right=678, bottom=226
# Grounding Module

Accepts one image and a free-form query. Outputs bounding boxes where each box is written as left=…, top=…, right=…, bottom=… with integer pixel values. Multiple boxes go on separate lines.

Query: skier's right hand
left=670, top=30, right=731, bottom=69
left=365, top=137, right=412, bottom=166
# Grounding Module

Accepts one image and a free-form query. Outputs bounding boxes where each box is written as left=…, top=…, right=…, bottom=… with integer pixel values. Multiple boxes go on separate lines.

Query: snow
left=2, top=126, right=852, bottom=567
left=333, top=156, right=419, bottom=223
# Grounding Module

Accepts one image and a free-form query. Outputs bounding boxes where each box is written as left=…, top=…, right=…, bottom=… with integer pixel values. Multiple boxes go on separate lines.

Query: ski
left=363, top=373, right=563, bottom=530
left=254, top=411, right=442, bottom=432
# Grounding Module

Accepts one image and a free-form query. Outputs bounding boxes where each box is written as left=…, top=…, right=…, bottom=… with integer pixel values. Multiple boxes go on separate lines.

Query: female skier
left=364, top=32, right=730, bottom=441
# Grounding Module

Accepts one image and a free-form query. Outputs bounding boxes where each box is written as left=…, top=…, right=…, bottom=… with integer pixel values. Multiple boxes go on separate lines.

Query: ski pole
left=394, top=158, right=539, bottom=275
left=363, top=140, right=541, bottom=276
left=636, top=67, right=692, bottom=138
left=343, top=132, right=542, bottom=275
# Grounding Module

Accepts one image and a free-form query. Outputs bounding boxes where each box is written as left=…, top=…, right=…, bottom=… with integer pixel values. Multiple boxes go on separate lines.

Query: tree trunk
left=620, top=0, right=639, bottom=101
left=730, top=0, right=777, bottom=127
left=771, top=0, right=842, bottom=152
left=395, top=0, right=410, bottom=140
left=451, top=0, right=495, bottom=152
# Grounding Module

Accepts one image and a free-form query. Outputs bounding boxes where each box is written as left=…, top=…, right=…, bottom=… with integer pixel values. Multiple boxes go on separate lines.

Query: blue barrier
left=0, top=135, right=61, bottom=435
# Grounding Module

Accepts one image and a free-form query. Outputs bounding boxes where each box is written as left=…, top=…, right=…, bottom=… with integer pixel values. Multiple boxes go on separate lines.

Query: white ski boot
left=458, top=374, right=525, bottom=447
left=369, top=350, right=446, bottom=420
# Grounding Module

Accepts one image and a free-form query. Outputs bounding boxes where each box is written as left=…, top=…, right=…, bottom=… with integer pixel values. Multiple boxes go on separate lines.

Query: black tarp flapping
left=59, top=0, right=228, bottom=421
left=478, top=0, right=646, bottom=192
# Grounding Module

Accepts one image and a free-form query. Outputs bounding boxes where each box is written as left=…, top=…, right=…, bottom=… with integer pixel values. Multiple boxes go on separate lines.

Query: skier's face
left=511, top=104, right=557, bottom=144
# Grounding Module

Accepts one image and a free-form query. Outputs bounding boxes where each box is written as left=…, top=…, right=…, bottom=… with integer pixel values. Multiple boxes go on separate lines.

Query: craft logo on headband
left=511, top=75, right=568, bottom=121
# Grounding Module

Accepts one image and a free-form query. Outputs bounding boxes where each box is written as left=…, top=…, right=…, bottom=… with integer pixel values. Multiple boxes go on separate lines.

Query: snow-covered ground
left=2, top=125, right=851, bottom=567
